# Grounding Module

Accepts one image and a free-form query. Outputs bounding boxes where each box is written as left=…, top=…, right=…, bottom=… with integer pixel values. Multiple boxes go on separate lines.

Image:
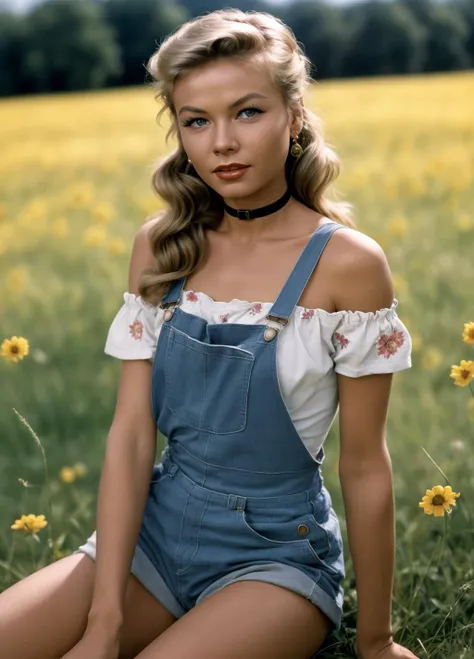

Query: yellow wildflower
left=107, top=237, right=127, bottom=255
left=450, top=360, right=474, bottom=387
left=92, top=202, right=114, bottom=224
left=67, top=182, right=94, bottom=207
left=419, top=485, right=461, bottom=517
left=11, top=514, right=48, bottom=533
left=462, top=322, right=474, bottom=344
left=387, top=215, right=408, bottom=238
left=456, top=213, right=473, bottom=232
left=1, top=336, right=29, bottom=362
left=60, top=466, right=77, bottom=483
left=83, top=226, right=106, bottom=247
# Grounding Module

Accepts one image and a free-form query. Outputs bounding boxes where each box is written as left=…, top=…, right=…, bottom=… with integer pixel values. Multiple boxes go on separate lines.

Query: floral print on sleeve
left=377, top=329, right=405, bottom=358
left=129, top=320, right=144, bottom=340
left=331, top=304, right=412, bottom=377
left=334, top=331, right=349, bottom=349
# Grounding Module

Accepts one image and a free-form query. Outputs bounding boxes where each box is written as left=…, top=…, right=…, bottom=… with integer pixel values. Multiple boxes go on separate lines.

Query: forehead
left=172, top=57, right=278, bottom=109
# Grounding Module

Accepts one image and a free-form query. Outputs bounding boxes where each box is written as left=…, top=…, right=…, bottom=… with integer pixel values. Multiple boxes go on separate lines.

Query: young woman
left=0, top=9, right=417, bottom=659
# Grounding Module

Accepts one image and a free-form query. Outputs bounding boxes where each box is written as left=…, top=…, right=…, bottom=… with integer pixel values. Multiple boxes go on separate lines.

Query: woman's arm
left=86, top=221, right=159, bottom=637
left=338, top=373, right=395, bottom=653
left=332, top=232, right=397, bottom=654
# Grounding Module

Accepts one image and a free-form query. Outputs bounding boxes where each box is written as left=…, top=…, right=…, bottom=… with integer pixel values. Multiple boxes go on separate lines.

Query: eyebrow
left=177, top=92, right=269, bottom=116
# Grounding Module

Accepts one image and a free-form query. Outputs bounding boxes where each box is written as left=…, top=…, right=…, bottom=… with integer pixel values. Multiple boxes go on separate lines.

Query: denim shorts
left=77, top=456, right=345, bottom=631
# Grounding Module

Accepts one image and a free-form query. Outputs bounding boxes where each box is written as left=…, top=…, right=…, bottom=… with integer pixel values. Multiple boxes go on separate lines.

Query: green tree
left=0, top=10, right=28, bottom=95
left=451, top=0, right=474, bottom=66
left=400, top=0, right=471, bottom=71
left=277, top=1, right=350, bottom=79
left=102, top=0, right=188, bottom=85
left=21, top=0, right=121, bottom=93
left=341, top=0, right=427, bottom=77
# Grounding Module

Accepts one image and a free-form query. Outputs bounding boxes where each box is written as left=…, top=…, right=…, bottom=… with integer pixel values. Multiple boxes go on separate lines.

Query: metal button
left=163, top=309, right=174, bottom=322
left=297, top=524, right=309, bottom=536
left=264, top=327, right=277, bottom=342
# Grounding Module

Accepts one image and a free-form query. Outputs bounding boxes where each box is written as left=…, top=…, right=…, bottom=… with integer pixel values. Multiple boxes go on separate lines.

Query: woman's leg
left=0, top=553, right=177, bottom=659
left=135, top=580, right=331, bottom=659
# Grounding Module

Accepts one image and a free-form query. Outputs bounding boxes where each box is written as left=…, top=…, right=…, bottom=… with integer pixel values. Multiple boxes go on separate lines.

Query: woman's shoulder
left=314, top=223, right=395, bottom=316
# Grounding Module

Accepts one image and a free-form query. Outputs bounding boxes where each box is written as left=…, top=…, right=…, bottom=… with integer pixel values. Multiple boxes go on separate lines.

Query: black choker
left=223, top=188, right=292, bottom=221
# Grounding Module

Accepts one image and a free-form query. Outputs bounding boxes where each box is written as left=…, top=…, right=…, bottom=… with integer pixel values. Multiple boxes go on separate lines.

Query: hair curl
left=139, top=8, right=355, bottom=305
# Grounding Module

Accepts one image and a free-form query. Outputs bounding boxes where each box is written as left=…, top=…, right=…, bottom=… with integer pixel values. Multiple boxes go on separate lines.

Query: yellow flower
left=456, top=213, right=473, bottom=232
left=83, top=226, right=106, bottom=247
left=60, top=466, right=77, bottom=483
left=11, top=513, right=48, bottom=533
left=462, top=322, right=474, bottom=344
left=1, top=336, right=29, bottom=362
left=107, top=237, right=127, bottom=255
left=387, top=215, right=408, bottom=238
left=66, top=182, right=94, bottom=207
left=73, top=462, right=88, bottom=478
left=92, top=202, right=114, bottom=224
left=419, top=485, right=461, bottom=517
left=450, top=360, right=474, bottom=387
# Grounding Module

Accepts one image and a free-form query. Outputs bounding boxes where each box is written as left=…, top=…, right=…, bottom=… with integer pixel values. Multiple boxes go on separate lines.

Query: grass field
left=0, top=71, right=473, bottom=658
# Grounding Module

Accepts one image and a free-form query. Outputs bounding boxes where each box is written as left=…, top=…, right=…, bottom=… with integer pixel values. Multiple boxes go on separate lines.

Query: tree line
left=0, top=0, right=472, bottom=97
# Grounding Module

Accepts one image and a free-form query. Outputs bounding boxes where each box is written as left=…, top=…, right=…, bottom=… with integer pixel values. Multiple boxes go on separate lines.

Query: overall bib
left=135, top=220, right=346, bottom=630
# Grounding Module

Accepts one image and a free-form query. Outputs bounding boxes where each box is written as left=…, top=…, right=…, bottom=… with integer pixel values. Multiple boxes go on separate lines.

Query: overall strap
left=160, top=276, right=186, bottom=307
left=268, top=221, right=345, bottom=323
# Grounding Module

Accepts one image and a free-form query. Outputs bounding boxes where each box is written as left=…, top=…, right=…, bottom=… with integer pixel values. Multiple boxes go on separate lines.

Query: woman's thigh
left=135, top=580, right=331, bottom=659
left=0, top=552, right=177, bottom=659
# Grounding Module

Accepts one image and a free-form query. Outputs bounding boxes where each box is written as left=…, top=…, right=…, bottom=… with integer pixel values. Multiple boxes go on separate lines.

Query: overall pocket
left=240, top=498, right=342, bottom=575
left=165, top=326, right=254, bottom=434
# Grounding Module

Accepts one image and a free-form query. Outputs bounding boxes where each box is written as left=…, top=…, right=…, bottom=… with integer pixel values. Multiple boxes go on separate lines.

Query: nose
left=212, top=122, right=238, bottom=156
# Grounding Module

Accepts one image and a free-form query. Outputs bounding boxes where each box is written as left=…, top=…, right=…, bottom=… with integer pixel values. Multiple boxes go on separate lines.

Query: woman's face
left=172, top=57, right=301, bottom=206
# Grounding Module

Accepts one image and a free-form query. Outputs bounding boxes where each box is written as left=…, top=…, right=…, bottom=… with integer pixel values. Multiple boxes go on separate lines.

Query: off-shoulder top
left=104, top=290, right=412, bottom=458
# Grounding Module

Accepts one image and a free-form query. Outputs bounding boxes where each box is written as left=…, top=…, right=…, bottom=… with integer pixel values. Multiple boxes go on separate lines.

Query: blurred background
left=0, top=0, right=473, bottom=94
left=0, top=1, right=473, bottom=657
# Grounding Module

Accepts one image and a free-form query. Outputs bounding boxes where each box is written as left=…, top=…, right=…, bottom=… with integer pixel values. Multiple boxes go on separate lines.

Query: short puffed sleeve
left=331, top=299, right=412, bottom=377
left=104, top=293, right=163, bottom=361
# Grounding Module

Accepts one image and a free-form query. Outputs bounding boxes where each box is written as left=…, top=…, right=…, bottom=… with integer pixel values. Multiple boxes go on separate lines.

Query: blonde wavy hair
left=139, top=8, right=355, bottom=306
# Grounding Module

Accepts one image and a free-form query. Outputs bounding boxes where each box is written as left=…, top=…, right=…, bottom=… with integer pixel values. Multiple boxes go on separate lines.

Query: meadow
left=0, top=71, right=473, bottom=658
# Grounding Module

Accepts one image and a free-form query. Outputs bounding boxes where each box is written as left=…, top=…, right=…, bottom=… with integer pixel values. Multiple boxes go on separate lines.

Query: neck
left=219, top=184, right=293, bottom=239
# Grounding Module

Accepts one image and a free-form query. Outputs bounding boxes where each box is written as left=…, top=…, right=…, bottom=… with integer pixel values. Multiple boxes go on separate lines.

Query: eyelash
left=181, top=106, right=264, bottom=128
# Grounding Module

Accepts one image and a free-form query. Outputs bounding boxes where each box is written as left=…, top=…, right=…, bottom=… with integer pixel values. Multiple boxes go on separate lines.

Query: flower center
left=432, top=494, right=445, bottom=506
left=461, top=369, right=470, bottom=379
left=11, top=345, right=19, bottom=354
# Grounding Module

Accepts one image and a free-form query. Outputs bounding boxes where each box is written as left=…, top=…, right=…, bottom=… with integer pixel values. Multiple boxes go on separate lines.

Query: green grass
left=0, top=74, right=473, bottom=657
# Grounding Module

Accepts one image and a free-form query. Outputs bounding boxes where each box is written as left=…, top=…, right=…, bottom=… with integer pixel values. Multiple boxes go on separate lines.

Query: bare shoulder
left=326, top=224, right=395, bottom=313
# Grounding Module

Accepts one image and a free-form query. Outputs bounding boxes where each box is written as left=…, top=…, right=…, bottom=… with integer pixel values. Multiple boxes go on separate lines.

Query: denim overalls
left=133, top=220, right=346, bottom=631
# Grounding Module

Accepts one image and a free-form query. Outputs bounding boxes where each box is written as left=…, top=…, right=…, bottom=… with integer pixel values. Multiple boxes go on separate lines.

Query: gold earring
left=290, top=136, right=303, bottom=158
left=188, top=158, right=193, bottom=164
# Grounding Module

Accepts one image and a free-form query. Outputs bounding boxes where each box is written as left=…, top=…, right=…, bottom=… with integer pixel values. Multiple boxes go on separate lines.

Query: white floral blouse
left=104, top=290, right=412, bottom=459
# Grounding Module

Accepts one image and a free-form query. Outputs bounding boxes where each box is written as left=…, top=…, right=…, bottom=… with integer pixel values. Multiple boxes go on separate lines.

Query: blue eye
left=182, top=106, right=264, bottom=128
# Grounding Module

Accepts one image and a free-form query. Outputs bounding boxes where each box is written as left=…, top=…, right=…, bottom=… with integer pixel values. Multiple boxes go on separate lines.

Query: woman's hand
left=354, top=639, right=419, bottom=659
left=61, top=628, right=120, bottom=659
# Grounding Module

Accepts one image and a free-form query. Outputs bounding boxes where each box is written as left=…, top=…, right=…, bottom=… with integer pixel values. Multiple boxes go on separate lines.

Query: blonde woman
left=0, top=9, right=417, bottom=659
